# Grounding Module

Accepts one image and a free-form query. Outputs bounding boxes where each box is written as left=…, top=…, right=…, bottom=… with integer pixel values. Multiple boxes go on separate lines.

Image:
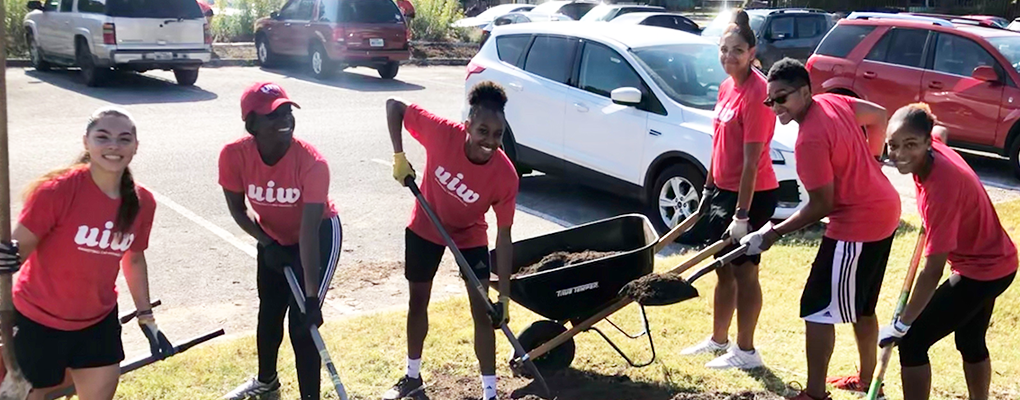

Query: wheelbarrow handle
left=653, top=212, right=701, bottom=254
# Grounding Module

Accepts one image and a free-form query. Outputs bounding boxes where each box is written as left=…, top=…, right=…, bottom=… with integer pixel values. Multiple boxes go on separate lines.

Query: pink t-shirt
left=14, top=166, right=156, bottom=331
left=916, top=139, right=1017, bottom=281
left=405, top=104, right=519, bottom=249
left=795, top=94, right=900, bottom=242
left=712, top=72, right=779, bottom=192
left=219, top=137, right=339, bottom=246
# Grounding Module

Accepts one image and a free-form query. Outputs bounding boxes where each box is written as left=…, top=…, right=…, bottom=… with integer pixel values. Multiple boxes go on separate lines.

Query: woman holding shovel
left=0, top=106, right=173, bottom=400
left=219, top=82, right=342, bottom=400
left=382, top=81, right=518, bottom=400
left=679, top=9, right=778, bottom=370
left=881, top=104, right=1016, bottom=400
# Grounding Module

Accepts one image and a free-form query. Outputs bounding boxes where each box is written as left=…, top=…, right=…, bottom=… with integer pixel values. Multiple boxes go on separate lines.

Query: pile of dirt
left=513, top=251, right=620, bottom=278
left=619, top=273, right=699, bottom=306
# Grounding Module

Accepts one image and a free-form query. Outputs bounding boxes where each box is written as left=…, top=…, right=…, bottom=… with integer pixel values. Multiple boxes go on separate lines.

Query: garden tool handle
left=119, top=299, right=162, bottom=324
left=686, top=244, right=749, bottom=284
left=654, top=212, right=700, bottom=253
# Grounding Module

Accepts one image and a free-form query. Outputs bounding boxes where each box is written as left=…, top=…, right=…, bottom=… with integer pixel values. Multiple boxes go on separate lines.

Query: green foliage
left=4, top=0, right=31, bottom=57
left=408, top=0, right=466, bottom=42
left=211, top=0, right=286, bottom=42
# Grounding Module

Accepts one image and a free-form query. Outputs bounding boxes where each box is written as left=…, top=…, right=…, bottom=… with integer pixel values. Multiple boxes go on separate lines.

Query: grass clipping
left=619, top=273, right=698, bottom=306
left=513, top=251, right=620, bottom=278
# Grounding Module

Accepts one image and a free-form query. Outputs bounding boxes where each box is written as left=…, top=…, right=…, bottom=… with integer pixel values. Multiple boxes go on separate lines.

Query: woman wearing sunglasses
left=219, top=82, right=342, bottom=400
left=739, top=58, right=899, bottom=400
left=679, top=9, right=778, bottom=371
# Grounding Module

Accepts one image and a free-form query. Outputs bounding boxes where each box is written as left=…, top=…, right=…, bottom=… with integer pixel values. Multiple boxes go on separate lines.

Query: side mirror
left=611, top=87, right=642, bottom=105
left=27, top=1, right=44, bottom=11
left=270, top=11, right=280, bottom=19
left=972, top=65, right=999, bottom=83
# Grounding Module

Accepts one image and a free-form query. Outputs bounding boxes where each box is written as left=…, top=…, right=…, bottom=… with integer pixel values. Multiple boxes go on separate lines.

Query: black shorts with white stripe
left=800, top=233, right=895, bottom=324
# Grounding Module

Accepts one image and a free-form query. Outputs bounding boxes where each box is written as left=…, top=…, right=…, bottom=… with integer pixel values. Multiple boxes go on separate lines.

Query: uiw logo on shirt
left=247, top=181, right=301, bottom=205
left=715, top=102, right=736, bottom=123
left=75, top=221, right=135, bottom=255
left=435, top=166, right=480, bottom=204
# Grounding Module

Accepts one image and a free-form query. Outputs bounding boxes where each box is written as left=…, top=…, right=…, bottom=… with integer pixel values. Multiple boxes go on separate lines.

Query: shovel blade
left=620, top=274, right=700, bottom=306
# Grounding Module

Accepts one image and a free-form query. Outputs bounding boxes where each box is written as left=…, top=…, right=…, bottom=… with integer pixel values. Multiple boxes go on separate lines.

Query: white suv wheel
left=658, top=176, right=697, bottom=229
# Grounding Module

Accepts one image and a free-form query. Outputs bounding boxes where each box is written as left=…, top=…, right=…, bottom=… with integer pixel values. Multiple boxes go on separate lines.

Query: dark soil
left=513, top=251, right=621, bottom=278
left=619, top=273, right=699, bottom=306
left=410, top=43, right=479, bottom=59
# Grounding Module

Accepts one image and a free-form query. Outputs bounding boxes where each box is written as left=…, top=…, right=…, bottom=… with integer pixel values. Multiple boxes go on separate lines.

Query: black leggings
left=256, top=215, right=342, bottom=399
left=899, top=271, right=1015, bottom=367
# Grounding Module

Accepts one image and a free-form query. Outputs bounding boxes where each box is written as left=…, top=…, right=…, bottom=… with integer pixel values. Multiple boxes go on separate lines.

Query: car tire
left=1009, top=135, right=1020, bottom=179
left=173, top=68, right=200, bottom=86
left=76, top=41, right=106, bottom=87
left=255, top=34, right=277, bottom=67
left=27, top=33, right=51, bottom=72
left=309, top=43, right=335, bottom=79
left=646, top=163, right=705, bottom=235
left=377, top=61, right=399, bottom=80
left=501, top=123, right=531, bottom=176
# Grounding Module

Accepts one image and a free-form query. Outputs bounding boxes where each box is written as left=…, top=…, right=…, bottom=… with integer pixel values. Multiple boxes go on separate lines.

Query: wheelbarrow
left=493, top=212, right=744, bottom=375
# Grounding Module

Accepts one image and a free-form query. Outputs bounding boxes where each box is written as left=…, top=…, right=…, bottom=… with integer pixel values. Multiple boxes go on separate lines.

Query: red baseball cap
left=240, top=82, right=300, bottom=121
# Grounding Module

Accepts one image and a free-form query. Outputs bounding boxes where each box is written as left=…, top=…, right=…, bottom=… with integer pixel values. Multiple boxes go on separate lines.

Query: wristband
left=735, top=209, right=749, bottom=220
left=894, top=319, right=911, bottom=332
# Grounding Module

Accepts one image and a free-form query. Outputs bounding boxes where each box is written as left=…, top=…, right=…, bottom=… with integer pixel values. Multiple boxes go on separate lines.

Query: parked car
left=480, top=11, right=572, bottom=46
left=701, top=8, right=835, bottom=71
left=806, top=12, right=1020, bottom=176
left=23, top=0, right=211, bottom=87
left=579, top=4, right=665, bottom=22
left=1009, top=17, right=1020, bottom=31
left=525, top=0, right=599, bottom=21
left=254, top=0, right=410, bottom=80
left=452, top=3, right=536, bottom=28
left=609, top=12, right=701, bottom=34
left=465, top=22, right=806, bottom=232
left=961, top=14, right=1010, bottom=28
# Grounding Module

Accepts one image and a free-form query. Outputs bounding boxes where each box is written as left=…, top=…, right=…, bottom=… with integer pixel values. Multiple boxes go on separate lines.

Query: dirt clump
left=513, top=251, right=620, bottom=278
left=619, top=273, right=699, bottom=306
left=669, top=392, right=781, bottom=400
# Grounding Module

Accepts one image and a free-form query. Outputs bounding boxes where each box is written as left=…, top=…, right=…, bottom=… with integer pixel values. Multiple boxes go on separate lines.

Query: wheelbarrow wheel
left=513, top=320, right=574, bottom=377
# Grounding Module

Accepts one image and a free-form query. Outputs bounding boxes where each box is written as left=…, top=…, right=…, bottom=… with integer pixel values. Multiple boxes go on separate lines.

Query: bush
left=4, top=0, right=31, bottom=57
left=212, top=0, right=285, bottom=42
left=408, top=0, right=466, bottom=42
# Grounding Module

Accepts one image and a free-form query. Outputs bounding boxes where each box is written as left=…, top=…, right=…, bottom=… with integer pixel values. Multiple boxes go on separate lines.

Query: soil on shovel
left=619, top=273, right=697, bottom=306
left=513, top=251, right=620, bottom=278
left=406, top=369, right=782, bottom=399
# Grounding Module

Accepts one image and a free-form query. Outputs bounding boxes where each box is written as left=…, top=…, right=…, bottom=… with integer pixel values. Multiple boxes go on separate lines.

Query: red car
left=807, top=12, right=1020, bottom=176
left=255, top=0, right=410, bottom=79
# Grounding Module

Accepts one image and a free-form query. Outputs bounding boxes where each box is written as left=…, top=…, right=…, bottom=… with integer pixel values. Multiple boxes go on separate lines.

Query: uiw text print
left=248, top=181, right=301, bottom=205
left=435, top=166, right=480, bottom=204
left=75, top=221, right=135, bottom=256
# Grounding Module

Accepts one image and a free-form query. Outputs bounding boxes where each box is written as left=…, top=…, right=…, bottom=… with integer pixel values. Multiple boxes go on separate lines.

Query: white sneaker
left=705, top=346, right=764, bottom=370
left=680, top=337, right=730, bottom=356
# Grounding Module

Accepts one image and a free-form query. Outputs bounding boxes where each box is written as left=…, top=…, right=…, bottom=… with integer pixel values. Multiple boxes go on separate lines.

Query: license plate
left=151, top=52, right=173, bottom=60
left=369, top=38, right=384, bottom=47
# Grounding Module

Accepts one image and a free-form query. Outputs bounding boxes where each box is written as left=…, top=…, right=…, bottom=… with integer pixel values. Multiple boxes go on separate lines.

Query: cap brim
left=269, top=98, right=300, bottom=113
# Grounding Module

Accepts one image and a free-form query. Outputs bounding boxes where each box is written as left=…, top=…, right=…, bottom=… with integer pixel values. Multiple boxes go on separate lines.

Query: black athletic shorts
left=706, top=188, right=778, bottom=265
left=13, top=307, right=124, bottom=388
left=801, top=234, right=894, bottom=324
left=405, top=228, right=490, bottom=283
left=899, top=271, right=1015, bottom=367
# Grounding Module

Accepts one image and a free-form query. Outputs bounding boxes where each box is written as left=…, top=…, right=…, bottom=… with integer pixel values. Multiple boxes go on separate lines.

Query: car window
left=279, top=0, right=313, bottom=20
left=579, top=6, right=612, bottom=22
left=43, top=0, right=59, bottom=11
left=932, top=33, right=997, bottom=77
left=815, top=25, right=875, bottom=58
left=559, top=3, right=595, bottom=20
left=496, top=34, right=531, bottom=66
left=632, top=43, right=728, bottom=110
left=105, top=0, right=204, bottom=18
left=578, top=42, right=644, bottom=98
left=338, top=0, right=402, bottom=22
left=795, top=16, right=825, bottom=38
left=524, top=36, right=576, bottom=84
left=865, top=28, right=928, bottom=68
left=79, top=0, right=107, bottom=13
left=317, top=0, right=338, bottom=22
left=989, top=36, right=1020, bottom=75
left=768, top=16, right=795, bottom=40
left=60, top=0, right=73, bottom=12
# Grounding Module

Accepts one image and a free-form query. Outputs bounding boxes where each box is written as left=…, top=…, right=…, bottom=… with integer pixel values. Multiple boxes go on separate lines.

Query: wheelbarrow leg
left=588, top=304, right=656, bottom=368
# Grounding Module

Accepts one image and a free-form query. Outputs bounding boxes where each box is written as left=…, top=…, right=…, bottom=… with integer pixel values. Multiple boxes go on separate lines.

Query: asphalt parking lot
left=6, top=64, right=1020, bottom=358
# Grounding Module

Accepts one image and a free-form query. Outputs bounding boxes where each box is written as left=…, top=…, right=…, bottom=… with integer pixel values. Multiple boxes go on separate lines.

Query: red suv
left=807, top=13, right=1020, bottom=176
left=255, top=0, right=410, bottom=79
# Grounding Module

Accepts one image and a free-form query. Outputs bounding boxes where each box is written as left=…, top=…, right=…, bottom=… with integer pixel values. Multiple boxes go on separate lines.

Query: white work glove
left=878, top=319, right=910, bottom=348
left=739, top=222, right=780, bottom=256
left=725, top=217, right=751, bottom=240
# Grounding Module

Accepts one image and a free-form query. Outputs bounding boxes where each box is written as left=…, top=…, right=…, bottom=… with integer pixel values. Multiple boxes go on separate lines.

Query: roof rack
left=773, top=8, right=826, bottom=14
left=846, top=11, right=955, bottom=27
left=906, top=12, right=1005, bottom=29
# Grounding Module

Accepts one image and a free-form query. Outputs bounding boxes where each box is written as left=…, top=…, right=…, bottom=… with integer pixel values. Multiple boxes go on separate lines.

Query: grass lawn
left=115, top=201, right=1020, bottom=400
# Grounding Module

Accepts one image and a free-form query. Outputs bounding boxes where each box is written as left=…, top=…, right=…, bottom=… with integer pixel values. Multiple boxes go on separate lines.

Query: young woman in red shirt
left=882, top=104, right=1016, bottom=400
left=382, top=81, right=519, bottom=400
left=219, top=82, right=342, bottom=400
left=0, top=107, right=173, bottom=400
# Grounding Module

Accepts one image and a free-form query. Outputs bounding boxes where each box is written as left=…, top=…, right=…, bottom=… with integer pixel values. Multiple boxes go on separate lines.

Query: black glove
left=0, top=240, right=21, bottom=275
left=302, top=296, right=323, bottom=330
left=138, top=313, right=176, bottom=360
left=696, top=186, right=716, bottom=216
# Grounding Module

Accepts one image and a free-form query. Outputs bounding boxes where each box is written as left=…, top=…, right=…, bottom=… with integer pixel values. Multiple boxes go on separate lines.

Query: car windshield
left=476, top=5, right=519, bottom=20
left=530, top=1, right=563, bottom=14
left=701, top=10, right=765, bottom=38
left=580, top=6, right=613, bottom=21
left=631, top=43, right=728, bottom=110
left=106, top=0, right=204, bottom=18
left=339, top=0, right=402, bottom=23
left=989, top=36, right=1020, bottom=73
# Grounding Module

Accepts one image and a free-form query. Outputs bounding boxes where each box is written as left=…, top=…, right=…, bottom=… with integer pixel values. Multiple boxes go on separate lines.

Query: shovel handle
left=653, top=213, right=700, bottom=253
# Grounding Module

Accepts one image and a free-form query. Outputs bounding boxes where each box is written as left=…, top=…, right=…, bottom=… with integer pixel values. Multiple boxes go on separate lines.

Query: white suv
left=24, top=0, right=212, bottom=87
left=464, top=22, right=806, bottom=233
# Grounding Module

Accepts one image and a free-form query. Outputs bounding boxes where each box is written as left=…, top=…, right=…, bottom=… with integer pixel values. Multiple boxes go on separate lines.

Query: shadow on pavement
left=24, top=69, right=218, bottom=105
left=257, top=63, right=425, bottom=92
left=515, top=173, right=645, bottom=228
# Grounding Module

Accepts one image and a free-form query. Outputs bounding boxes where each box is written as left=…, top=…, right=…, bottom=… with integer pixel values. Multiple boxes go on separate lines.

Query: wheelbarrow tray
left=491, top=214, right=658, bottom=323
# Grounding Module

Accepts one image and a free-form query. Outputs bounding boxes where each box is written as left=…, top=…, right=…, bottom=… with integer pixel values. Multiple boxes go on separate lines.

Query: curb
left=405, top=58, right=470, bottom=66
left=6, top=59, right=32, bottom=68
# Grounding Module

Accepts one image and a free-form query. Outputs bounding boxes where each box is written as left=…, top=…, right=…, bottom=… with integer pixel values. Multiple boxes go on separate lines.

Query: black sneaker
left=381, top=375, right=425, bottom=400
left=222, top=376, right=281, bottom=400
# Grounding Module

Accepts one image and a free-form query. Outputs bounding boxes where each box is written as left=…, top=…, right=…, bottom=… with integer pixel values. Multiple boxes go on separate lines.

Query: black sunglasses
left=764, top=92, right=795, bottom=107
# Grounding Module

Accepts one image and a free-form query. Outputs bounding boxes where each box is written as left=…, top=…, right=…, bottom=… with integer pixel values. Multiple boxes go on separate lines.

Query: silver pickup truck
left=24, top=0, right=212, bottom=86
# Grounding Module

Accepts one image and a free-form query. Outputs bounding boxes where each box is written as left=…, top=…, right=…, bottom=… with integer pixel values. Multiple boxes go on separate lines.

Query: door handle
left=573, top=102, right=589, bottom=113
left=862, top=71, right=877, bottom=79
left=928, top=81, right=944, bottom=90
left=507, top=82, right=523, bottom=91
left=305, top=23, right=312, bottom=27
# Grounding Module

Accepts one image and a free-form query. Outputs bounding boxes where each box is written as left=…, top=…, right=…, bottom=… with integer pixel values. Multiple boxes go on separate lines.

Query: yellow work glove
left=393, top=152, right=416, bottom=186
left=498, top=295, right=510, bottom=326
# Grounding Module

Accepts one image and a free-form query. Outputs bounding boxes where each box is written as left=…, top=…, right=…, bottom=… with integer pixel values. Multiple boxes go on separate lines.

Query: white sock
left=406, top=358, right=422, bottom=379
left=481, top=375, right=497, bottom=399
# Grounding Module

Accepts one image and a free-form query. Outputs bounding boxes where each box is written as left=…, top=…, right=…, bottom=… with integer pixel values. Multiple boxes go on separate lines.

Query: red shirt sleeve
left=218, top=145, right=244, bottom=193
left=302, top=159, right=331, bottom=204
left=404, top=104, right=460, bottom=151
left=493, top=172, right=519, bottom=228
left=795, top=136, right=834, bottom=191
left=742, top=88, right=774, bottom=144
left=921, top=186, right=961, bottom=256
left=18, top=181, right=67, bottom=239
left=130, top=189, right=157, bottom=252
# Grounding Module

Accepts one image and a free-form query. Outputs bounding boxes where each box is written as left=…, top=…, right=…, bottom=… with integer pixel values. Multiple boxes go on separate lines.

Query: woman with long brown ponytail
left=0, top=106, right=173, bottom=400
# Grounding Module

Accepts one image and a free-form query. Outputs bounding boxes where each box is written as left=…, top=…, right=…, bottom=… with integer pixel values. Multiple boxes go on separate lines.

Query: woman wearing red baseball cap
left=220, top=82, right=342, bottom=400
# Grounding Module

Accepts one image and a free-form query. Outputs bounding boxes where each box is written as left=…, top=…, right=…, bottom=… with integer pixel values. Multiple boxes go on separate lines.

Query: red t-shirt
left=711, top=72, right=779, bottom=192
left=219, top=137, right=339, bottom=246
left=916, top=140, right=1017, bottom=281
left=397, top=0, right=415, bottom=17
left=795, top=94, right=900, bottom=242
left=14, top=166, right=156, bottom=331
left=405, top=104, right=519, bottom=249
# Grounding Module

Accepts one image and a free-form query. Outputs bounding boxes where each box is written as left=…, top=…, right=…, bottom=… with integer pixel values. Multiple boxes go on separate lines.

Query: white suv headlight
left=770, top=148, right=786, bottom=165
